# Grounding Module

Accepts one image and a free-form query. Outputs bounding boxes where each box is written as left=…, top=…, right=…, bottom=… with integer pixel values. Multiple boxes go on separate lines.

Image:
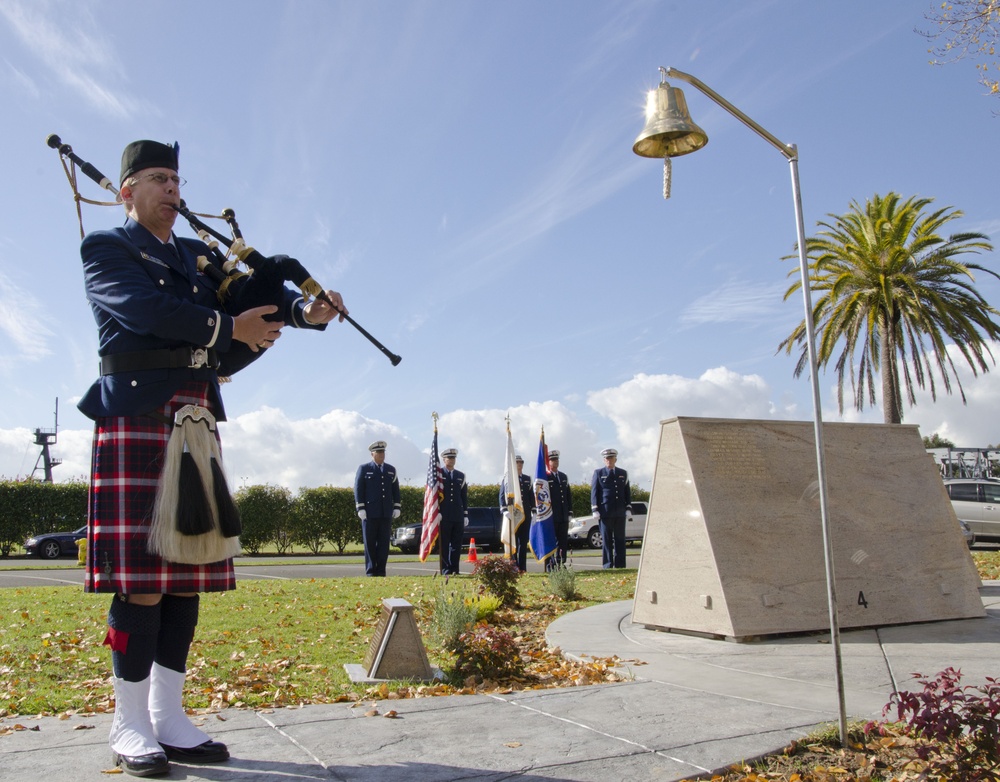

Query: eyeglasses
left=134, top=172, right=186, bottom=187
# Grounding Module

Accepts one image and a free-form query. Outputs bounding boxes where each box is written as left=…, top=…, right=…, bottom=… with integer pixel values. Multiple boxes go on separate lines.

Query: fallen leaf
left=503, top=741, right=522, bottom=748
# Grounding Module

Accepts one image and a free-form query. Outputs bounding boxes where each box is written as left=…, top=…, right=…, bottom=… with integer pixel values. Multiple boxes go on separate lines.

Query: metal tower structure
left=32, top=398, right=62, bottom=483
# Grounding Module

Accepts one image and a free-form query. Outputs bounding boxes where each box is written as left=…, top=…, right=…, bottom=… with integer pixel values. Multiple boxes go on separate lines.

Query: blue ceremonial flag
left=528, top=428, right=558, bottom=563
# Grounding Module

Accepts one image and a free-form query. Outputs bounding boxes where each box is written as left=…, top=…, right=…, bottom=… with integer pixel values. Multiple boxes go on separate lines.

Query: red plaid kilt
left=84, top=380, right=237, bottom=594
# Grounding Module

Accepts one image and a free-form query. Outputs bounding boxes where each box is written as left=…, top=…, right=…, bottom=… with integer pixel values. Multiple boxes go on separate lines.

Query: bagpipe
left=46, top=134, right=402, bottom=375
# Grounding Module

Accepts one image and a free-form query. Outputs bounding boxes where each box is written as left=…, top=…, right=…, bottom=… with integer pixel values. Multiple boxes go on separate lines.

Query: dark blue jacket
left=547, top=469, right=572, bottom=523
left=498, top=473, right=535, bottom=518
left=440, top=468, right=468, bottom=521
left=354, top=461, right=402, bottom=519
left=591, top=467, right=632, bottom=519
left=78, top=219, right=322, bottom=420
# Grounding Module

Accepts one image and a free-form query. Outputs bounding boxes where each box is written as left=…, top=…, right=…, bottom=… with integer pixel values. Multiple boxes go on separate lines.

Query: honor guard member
left=79, top=139, right=346, bottom=776
left=439, top=448, right=469, bottom=575
left=354, top=440, right=402, bottom=577
left=498, top=455, right=535, bottom=572
left=546, top=450, right=572, bottom=569
left=591, top=448, right=632, bottom=568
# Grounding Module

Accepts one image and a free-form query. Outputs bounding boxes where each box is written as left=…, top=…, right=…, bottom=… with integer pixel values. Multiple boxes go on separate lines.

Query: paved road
left=0, top=549, right=641, bottom=588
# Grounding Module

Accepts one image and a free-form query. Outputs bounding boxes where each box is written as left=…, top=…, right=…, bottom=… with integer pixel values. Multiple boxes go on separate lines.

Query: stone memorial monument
left=345, top=598, right=439, bottom=682
left=633, top=417, right=983, bottom=641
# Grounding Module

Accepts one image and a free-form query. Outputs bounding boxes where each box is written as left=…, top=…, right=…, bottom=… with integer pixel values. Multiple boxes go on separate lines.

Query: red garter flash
left=102, top=627, right=129, bottom=654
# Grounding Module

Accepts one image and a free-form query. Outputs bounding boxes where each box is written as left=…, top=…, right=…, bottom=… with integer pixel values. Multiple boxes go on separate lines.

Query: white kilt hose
left=84, top=380, right=237, bottom=595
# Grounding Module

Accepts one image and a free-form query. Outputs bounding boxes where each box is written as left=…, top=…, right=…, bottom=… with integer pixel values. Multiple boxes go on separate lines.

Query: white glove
left=358, top=510, right=367, bottom=521
left=626, top=510, right=633, bottom=521
left=464, top=514, right=470, bottom=527
left=392, top=509, right=401, bottom=519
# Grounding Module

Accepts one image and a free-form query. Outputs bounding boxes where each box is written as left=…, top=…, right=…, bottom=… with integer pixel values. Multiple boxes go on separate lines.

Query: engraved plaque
left=633, top=417, right=984, bottom=640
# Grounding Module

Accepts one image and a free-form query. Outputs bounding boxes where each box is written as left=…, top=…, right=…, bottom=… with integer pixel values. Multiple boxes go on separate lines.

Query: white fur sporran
left=148, top=405, right=242, bottom=564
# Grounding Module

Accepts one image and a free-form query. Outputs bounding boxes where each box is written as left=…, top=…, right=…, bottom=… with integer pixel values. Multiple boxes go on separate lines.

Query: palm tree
left=778, top=192, right=999, bottom=424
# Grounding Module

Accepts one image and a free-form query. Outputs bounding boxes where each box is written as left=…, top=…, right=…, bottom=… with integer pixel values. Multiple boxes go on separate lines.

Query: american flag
left=418, top=428, right=443, bottom=562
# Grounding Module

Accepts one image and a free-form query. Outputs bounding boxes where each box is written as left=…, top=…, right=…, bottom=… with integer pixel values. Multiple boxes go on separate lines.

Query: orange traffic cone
left=467, top=538, right=478, bottom=563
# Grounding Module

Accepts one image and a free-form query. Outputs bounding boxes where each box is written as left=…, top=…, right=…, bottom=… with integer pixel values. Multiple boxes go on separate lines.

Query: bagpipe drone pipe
left=46, top=134, right=402, bottom=376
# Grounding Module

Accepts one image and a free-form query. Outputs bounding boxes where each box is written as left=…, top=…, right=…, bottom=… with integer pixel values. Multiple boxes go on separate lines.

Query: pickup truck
left=391, top=506, right=505, bottom=554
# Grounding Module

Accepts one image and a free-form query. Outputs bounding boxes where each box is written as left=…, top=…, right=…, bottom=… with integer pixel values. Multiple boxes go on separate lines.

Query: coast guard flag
left=528, top=429, right=558, bottom=562
left=500, top=425, right=524, bottom=557
left=418, top=428, right=443, bottom=562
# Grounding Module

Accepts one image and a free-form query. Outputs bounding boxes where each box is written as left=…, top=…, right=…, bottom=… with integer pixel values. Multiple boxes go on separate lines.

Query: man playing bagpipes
left=78, top=140, right=346, bottom=777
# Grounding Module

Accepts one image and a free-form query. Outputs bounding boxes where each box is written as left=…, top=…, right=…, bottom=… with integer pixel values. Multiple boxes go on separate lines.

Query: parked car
left=391, top=507, right=504, bottom=554
left=958, top=518, right=976, bottom=548
left=567, top=501, right=648, bottom=549
left=24, top=526, right=87, bottom=559
left=944, top=478, right=1000, bottom=544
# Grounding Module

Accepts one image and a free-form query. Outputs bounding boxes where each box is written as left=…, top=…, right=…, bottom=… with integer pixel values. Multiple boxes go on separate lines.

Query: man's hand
left=232, top=305, right=283, bottom=352
left=358, top=510, right=367, bottom=521
left=304, top=290, right=348, bottom=324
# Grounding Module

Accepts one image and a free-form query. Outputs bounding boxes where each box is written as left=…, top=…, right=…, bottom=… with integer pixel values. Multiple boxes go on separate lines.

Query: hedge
left=0, top=480, right=88, bottom=557
left=0, top=480, right=650, bottom=557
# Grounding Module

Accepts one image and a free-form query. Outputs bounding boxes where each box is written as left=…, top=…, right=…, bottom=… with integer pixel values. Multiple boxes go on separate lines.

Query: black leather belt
left=100, top=347, right=219, bottom=376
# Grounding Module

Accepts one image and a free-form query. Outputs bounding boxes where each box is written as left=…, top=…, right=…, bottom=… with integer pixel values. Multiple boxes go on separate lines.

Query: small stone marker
left=345, top=598, right=439, bottom=682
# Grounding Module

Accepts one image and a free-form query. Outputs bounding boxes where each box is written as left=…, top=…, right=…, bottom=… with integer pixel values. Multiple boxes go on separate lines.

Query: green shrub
left=452, top=624, right=524, bottom=681
left=292, top=486, right=358, bottom=553
left=472, top=555, right=521, bottom=607
left=0, top=480, right=87, bottom=557
left=233, top=484, right=292, bottom=555
left=431, top=585, right=478, bottom=649
left=547, top=563, right=577, bottom=600
left=466, top=592, right=502, bottom=621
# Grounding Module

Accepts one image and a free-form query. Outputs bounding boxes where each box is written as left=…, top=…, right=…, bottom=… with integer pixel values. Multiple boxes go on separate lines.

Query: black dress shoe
left=113, top=750, right=170, bottom=777
left=159, top=739, right=230, bottom=764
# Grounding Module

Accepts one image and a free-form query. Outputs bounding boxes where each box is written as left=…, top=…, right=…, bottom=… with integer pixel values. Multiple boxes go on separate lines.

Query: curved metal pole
left=789, top=153, right=847, bottom=747
left=663, top=66, right=848, bottom=746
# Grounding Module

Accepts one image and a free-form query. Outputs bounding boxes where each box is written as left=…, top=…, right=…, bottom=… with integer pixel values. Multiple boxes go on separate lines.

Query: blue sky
left=1, top=0, right=999, bottom=492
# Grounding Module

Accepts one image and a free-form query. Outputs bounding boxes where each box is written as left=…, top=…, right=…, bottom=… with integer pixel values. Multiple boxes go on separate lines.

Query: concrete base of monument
left=633, top=417, right=984, bottom=641
left=344, top=663, right=446, bottom=684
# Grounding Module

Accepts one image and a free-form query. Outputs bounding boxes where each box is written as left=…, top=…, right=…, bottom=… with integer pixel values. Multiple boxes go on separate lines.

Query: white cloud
left=901, top=342, right=1000, bottom=446
left=8, top=352, right=1000, bottom=494
left=0, top=0, right=141, bottom=117
left=680, top=279, right=788, bottom=326
left=0, top=270, right=55, bottom=369
left=587, top=368, right=781, bottom=483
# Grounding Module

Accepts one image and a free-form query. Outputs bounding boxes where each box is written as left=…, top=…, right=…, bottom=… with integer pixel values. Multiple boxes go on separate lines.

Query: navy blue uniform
left=78, top=218, right=323, bottom=422
left=498, top=473, right=535, bottom=571
left=439, top=468, right=468, bottom=574
left=547, top=469, right=572, bottom=568
left=354, top=461, right=401, bottom=576
left=591, top=467, right=632, bottom=568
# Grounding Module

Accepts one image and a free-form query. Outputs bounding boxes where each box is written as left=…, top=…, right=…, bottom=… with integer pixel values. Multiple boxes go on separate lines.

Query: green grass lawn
left=0, top=568, right=635, bottom=717
left=4, top=549, right=998, bottom=720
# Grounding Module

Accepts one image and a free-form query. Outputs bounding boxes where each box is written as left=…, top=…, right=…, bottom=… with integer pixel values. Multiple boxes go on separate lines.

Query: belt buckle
left=189, top=348, right=208, bottom=368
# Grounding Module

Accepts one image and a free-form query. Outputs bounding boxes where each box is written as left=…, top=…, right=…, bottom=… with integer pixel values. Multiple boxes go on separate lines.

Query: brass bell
left=632, top=81, right=708, bottom=158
